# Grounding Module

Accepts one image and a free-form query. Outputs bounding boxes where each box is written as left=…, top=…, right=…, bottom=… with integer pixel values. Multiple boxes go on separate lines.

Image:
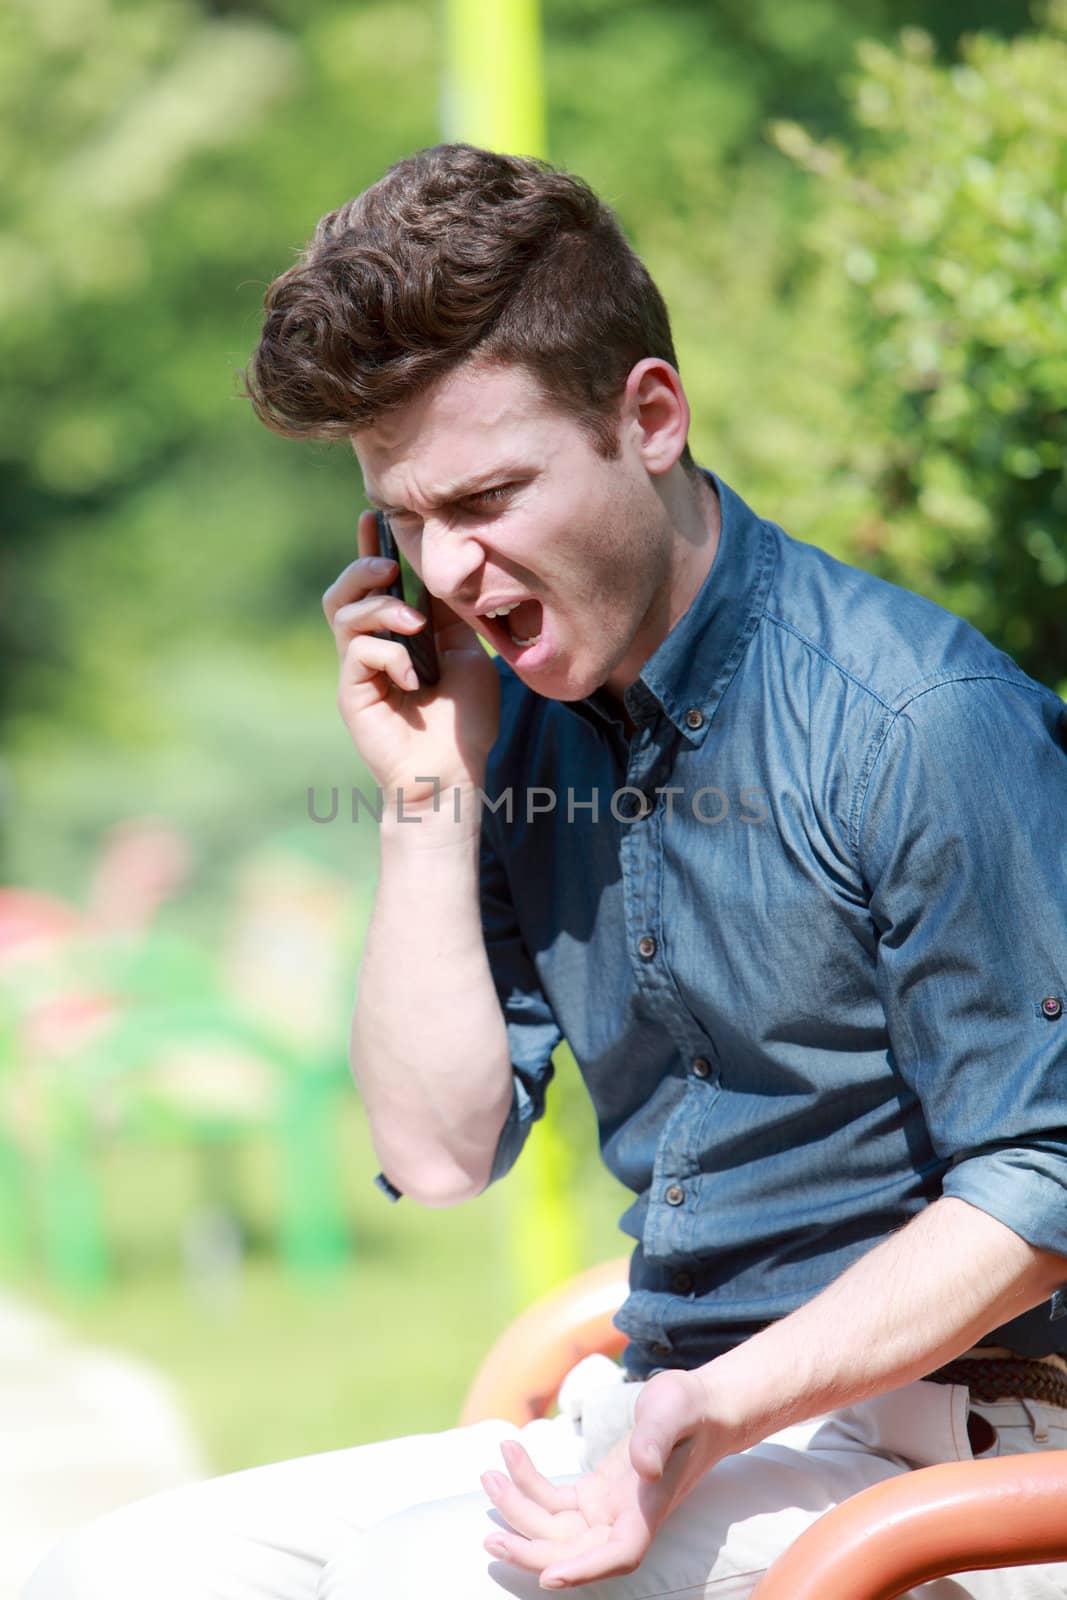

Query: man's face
left=351, top=357, right=679, bottom=702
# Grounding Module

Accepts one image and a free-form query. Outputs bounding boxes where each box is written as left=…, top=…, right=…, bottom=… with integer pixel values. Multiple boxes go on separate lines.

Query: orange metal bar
left=751, top=1452, right=1067, bottom=1600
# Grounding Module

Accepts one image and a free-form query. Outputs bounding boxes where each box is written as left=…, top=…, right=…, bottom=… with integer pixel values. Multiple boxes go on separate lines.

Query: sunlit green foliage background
left=2, top=0, right=1064, bottom=1474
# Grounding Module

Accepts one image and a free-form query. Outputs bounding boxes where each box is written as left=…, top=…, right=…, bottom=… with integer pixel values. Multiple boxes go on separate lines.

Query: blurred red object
left=86, top=817, right=194, bottom=936
left=0, top=888, right=118, bottom=1066
left=0, top=889, right=81, bottom=959
left=0, top=818, right=194, bottom=1061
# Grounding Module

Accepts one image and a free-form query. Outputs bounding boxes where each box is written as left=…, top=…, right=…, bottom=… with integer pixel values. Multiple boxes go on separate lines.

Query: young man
left=28, top=144, right=1067, bottom=1600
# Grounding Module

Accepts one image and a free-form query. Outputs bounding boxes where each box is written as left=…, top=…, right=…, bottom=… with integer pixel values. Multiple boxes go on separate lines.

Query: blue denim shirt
left=478, top=470, right=1067, bottom=1375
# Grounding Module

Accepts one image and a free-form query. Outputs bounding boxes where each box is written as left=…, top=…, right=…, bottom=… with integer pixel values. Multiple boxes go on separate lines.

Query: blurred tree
left=0, top=0, right=294, bottom=715
left=546, top=0, right=1032, bottom=173
left=0, top=0, right=441, bottom=882
left=773, top=7, right=1067, bottom=691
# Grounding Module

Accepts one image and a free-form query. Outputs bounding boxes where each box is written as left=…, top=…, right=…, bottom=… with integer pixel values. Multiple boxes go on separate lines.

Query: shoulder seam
left=761, top=611, right=893, bottom=710
left=887, top=669, right=1043, bottom=717
left=849, top=672, right=1047, bottom=867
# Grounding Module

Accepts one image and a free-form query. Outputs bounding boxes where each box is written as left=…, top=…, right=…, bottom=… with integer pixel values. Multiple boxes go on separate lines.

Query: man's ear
left=621, top=358, right=690, bottom=476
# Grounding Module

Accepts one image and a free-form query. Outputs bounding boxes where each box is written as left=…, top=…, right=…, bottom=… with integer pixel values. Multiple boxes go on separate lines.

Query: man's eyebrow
left=364, top=468, right=532, bottom=514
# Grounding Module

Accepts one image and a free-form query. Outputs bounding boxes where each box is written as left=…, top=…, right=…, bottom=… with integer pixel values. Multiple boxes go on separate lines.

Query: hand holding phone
left=323, top=509, right=500, bottom=804
left=374, top=512, right=440, bottom=686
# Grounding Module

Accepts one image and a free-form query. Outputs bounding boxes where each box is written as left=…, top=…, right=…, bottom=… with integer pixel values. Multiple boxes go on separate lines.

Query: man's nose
left=417, top=519, right=484, bottom=604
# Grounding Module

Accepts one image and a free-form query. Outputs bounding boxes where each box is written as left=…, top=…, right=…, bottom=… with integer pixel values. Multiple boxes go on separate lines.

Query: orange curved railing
left=749, top=1451, right=1067, bottom=1600
left=459, top=1257, right=630, bottom=1426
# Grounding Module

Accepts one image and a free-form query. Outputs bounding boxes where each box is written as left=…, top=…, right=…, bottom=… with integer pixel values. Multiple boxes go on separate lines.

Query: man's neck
left=603, top=468, right=722, bottom=713
left=678, top=470, right=721, bottom=612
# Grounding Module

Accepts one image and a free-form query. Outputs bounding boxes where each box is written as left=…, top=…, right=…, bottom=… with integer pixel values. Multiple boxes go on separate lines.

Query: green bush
left=774, top=10, right=1067, bottom=693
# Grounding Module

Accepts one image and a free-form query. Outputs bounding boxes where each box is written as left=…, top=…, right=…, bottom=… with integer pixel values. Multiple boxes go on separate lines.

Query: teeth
left=511, top=632, right=541, bottom=648
left=484, top=602, right=521, bottom=618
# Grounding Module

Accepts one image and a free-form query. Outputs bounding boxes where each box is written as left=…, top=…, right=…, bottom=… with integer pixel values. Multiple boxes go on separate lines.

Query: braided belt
left=924, top=1357, right=1067, bottom=1408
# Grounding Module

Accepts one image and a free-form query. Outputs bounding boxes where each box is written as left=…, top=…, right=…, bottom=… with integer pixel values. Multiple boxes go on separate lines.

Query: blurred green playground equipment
left=0, top=0, right=590, bottom=1310
left=0, top=819, right=358, bottom=1293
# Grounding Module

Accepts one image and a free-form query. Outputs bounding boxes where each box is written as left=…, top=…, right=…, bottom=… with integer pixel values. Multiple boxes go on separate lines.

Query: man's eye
left=465, top=486, right=512, bottom=510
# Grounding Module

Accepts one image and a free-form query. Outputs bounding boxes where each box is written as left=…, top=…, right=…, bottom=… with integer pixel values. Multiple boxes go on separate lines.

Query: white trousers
left=24, top=1359, right=1067, bottom=1600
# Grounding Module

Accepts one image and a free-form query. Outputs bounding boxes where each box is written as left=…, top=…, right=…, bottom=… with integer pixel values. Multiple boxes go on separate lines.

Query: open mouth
left=477, top=598, right=544, bottom=650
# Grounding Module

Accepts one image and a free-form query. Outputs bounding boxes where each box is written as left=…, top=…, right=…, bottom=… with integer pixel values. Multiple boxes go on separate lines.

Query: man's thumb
left=631, top=1369, right=700, bottom=1480
left=630, top=1426, right=666, bottom=1480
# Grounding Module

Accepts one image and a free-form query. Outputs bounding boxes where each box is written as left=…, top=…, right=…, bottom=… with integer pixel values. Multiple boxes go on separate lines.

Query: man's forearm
left=701, top=1196, right=1067, bottom=1451
left=352, top=804, right=514, bottom=1207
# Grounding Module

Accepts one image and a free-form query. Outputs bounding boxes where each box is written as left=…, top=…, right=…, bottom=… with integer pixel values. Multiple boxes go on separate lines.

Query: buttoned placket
left=617, top=692, right=725, bottom=1268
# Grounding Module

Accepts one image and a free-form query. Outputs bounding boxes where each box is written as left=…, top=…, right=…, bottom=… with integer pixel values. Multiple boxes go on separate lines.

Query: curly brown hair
left=245, top=143, right=695, bottom=470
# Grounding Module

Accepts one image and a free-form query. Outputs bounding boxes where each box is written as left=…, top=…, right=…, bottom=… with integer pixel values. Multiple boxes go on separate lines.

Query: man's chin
left=506, top=627, right=631, bottom=705
left=514, top=661, right=610, bottom=706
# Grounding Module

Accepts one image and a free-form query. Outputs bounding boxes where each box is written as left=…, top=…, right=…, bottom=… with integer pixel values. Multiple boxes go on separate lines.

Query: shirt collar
left=566, top=469, right=777, bottom=743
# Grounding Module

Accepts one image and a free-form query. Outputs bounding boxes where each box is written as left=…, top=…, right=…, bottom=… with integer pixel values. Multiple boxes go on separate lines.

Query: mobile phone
left=374, top=510, right=440, bottom=685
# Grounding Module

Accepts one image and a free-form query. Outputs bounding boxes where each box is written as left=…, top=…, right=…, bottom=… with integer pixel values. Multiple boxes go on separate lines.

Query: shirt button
left=673, top=1271, right=694, bottom=1294
left=619, top=791, right=650, bottom=820
left=665, top=1183, right=686, bottom=1205
left=1041, top=996, right=1063, bottom=1020
left=637, top=935, right=657, bottom=960
left=651, top=1342, right=672, bottom=1357
left=685, top=707, right=704, bottom=730
left=691, top=1056, right=711, bottom=1079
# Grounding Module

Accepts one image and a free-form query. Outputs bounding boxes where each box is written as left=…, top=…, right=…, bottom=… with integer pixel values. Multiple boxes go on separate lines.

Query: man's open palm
left=481, top=1368, right=721, bottom=1588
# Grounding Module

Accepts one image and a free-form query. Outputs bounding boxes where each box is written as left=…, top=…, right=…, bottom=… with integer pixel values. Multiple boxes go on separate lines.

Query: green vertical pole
left=441, top=0, right=546, bottom=155
left=279, top=1066, right=349, bottom=1279
left=40, top=1085, right=109, bottom=1294
left=440, top=0, right=579, bottom=1306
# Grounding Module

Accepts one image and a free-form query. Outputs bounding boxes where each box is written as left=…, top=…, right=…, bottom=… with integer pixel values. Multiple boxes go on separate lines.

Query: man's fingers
left=538, top=1507, right=651, bottom=1588
left=332, top=594, right=425, bottom=649
left=356, top=507, right=380, bottom=559
left=339, top=634, right=419, bottom=695
left=484, top=1523, right=611, bottom=1579
left=322, top=555, right=398, bottom=626
left=323, top=506, right=395, bottom=624
left=498, top=1441, right=578, bottom=1513
left=540, top=1537, right=644, bottom=1588
left=480, top=1474, right=563, bottom=1541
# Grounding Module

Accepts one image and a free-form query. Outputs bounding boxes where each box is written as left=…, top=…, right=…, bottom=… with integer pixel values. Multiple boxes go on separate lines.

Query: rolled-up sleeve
left=479, top=826, right=562, bottom=1185
left=857, top=673, right=1067, bottom=1261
